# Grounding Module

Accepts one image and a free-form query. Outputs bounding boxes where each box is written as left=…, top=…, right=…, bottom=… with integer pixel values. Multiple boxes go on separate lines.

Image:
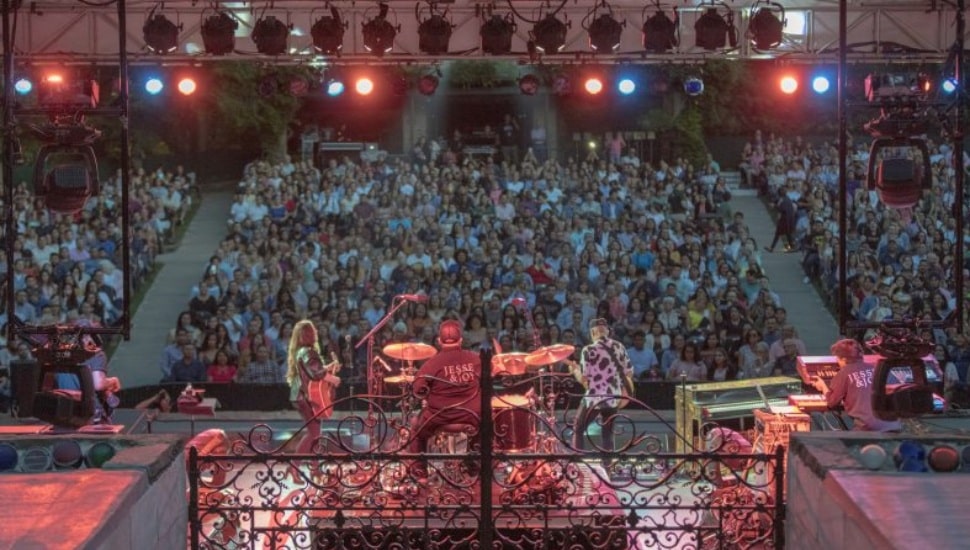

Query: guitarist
left=567, top=318, right=635, bottom=465
left=287, top=320, right=341, bottom=454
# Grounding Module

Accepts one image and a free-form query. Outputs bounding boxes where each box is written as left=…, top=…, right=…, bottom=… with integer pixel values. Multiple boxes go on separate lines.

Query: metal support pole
left=837, top=0, right=848, bottom=334
left=2, top=0, right=14, bottom=340
left=955, top=0, right=965, bottom=333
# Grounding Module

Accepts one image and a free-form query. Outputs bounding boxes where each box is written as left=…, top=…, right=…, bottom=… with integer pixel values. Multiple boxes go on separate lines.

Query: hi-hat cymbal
left=524, top=344, right=575, bottom=367
left=383, top=342, right=437, bottom=361
left=384, top=374, right=415, bottom=385
left=491, top=352, right=530, bottom=376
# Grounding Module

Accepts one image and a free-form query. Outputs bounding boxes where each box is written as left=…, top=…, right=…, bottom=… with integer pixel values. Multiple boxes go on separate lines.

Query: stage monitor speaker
left=10, top=360, right=40, bottom=418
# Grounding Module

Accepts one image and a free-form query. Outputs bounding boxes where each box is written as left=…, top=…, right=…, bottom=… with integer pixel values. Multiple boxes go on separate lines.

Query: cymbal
left=383, top=342, right=437, bottom=362
left=524, top=344, right=575, bottom=367
left=491, top=352, right=530, bottom=376
left=384, top=374, right=415, bottom=385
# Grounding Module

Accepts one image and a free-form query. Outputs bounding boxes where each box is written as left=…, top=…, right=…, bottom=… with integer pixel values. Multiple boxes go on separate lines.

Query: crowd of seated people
left=748, top=130, right=970, bottom=387
left=0, top=166, right=195, bottom=366
left=163, top=136, right=800, bottom=389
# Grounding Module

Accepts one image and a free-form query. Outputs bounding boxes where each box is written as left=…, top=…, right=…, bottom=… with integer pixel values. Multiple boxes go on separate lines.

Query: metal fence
left=188, top=372, right=785, bottom=550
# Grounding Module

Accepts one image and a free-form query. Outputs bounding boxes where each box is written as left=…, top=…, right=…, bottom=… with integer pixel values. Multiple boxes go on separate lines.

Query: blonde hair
left=286, top=319, right=321, bottom=384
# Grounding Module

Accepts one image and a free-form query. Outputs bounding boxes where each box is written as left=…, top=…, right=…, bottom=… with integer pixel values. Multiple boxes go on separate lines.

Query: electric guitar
left=303, top=351, right=341, bottom=419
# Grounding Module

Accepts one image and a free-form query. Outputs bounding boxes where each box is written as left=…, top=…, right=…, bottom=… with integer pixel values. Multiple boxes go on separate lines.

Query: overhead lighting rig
left=530, top=12, right=569, bottom=54
left=747, top=0, right=786, bottom=51
left=416, top=1, right=455, bottom=55
left=143, top=5, right=181, bottom=54
left=200, top=9, right=238, bottom=55
left=694, top=2, right=738, bottom=51
left=479, top=4, right=516, bottom=55
left=642, top=2, right=679, bottom=53
left=252, top=14, right=292, bottom=56
left=311, top=5, right=347, bottom=55
left=362, top=3, right=399, bottom=56
left=584, top=0, right=624, bottom=53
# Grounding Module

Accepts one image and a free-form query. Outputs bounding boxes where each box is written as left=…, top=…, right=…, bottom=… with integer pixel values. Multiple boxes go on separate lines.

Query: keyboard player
left=811, top=338, right=902, bottom=432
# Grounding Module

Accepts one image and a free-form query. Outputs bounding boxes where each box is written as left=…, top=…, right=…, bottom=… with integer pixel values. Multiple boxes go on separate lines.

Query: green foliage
left=670, top=106, right=709, bottom=167
left=448, top=60, right=519, bottom=88
left=202, top=62, right=313, bottom=160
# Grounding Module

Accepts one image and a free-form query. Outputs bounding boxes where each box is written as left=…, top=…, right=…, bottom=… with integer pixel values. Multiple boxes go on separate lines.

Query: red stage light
left=584, top=77, right=604, bottom=95
left=177, top=77, right=198, bottom=95
left=779, top=75, right=799, bottom=94
left=355, top=77, right=375, bottom=95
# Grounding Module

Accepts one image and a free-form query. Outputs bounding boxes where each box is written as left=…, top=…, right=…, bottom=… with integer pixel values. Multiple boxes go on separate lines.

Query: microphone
left=397, top=293, right=428, bottom=303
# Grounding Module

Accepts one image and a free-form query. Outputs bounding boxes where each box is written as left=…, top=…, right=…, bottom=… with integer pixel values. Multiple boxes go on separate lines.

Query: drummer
left=408, top=319, right=482, bottom=478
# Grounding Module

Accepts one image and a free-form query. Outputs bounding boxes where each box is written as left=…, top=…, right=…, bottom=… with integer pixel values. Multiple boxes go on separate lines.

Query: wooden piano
left=674, top=377, right=803, bottom=453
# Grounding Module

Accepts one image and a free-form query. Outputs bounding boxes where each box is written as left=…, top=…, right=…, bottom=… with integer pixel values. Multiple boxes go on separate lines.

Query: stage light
left=481, top=13, right=515, bottom=55
left=145, top=78, right=164, bottom=95
left=362, top=3, right=397, bottom=56
left=355, top=77, right=374, bottom=95
left=38, top=74, right=99, bottom=110
left=587, top=12, right=623, bottom=53
left=418, top=74, right=439, bottom=96
left=779, top=75, right=798, bottom=94
left=617, top=78, right=636, bottom=95
left=177, top=78, right=197, bottom=95
left=143, top=12, right=181, bottom=53
left=201, top=10, right=237, bottom=55
left=30, top=121, right=102, bottom=214
left=642, top=10, right=678, bottom=53
left=326, top=79, right=345, bottom=96
left=747, top=2, right=785, bottom=50
left=684, top=76, right=704, bottom=96
left=530, top=14, right=568, bottom=53
left=311, top=7, right=347, bottom=54
left=14, top=77, right=32, bottom=94
left=252, top=15, right=291, bottom=56
left=942, top=77, right=958, bottom=94
left=519, top=74, right=540, bottom=95
left=694, top=7, right=736, bottom=51
left=812, top=75, right=831, bottom=94
left=584, top=77, right=604, bottom=95
left=417, top=6, right=454, bottom=55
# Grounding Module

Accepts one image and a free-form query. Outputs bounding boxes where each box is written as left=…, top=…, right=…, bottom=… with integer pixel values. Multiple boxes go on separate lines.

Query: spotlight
left=684, top=76, right=704, bottom=96
left=779, top=75, right=798, bottom=94
left=617, top=78, right=636, bottom=95
left=942, top=77, right=958, bottom=94
left=530, top=13, right=568, bottom=53
left=417, top=4, right=454, bottom=55
left=355, top=77, right=375, bottom=95
left=326, top=79, right=345, bottom=96
left=694, top=6, right=736, bottom=51
left=252, top=15, right=291, bottom=56
left=14, top=77, right=32, bottom=94
left=362, top=3, right=398, bottom=56
left=28, top=121, right=102, bottom=214
left=584, top=77, right=604, bottom=95
left=812, top=75, right=831, bottom=94
left=311, top=7, right=347, bottom=55
left=418, top=74, right=439, bottom=96
left=145, top=78, right=164, bottom=95
left=587, top=12, right=624, bottom=53
left=642, top=10, right=678, bottom=53
left=747, top=1, right=785, bottom=50
left=177, top=78, right=197, bottom=96
left=519, top=74, right=540, bottom=95
left=481, top=13, right=515, bottom=55
left=143, top=12, right=181, bottom=54
left=201, top=10, right=237, bottom=55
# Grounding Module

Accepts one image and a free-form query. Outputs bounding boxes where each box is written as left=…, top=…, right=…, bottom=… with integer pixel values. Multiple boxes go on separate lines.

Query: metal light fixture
left=143, top=9, right=181, bottom=53
left=519, top=74, right=540, bottom=95
left=252, top=15, right=291, bottom=56
left=416, top=2, right=454, bottom=55
left=201, top=10, right=237, bottom=55
left=28, top=120, right=102, bottom=214
left=642, top=4, right=678, bottom=53
left=480, top=10, right=515, bottom=55
left=585, top=1, right=624, bottom=53
left=747, top=1, right=785, bottom=50
left=684, top=76, right=704, bottom=96
left=362, top=3, right=398, bottom=56
left=694, top=4, right=737, bottom=51
left=530, top=13, right=568, bottom=53
left=311, top=6, right=347, bottom=55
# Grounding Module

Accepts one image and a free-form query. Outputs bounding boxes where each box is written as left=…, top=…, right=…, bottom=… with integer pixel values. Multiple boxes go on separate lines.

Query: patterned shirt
left=581, top=336, right=634, bottom=408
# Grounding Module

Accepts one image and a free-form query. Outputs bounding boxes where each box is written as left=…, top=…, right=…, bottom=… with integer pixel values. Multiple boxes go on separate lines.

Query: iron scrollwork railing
left=188, top=372, right=785, bottom=549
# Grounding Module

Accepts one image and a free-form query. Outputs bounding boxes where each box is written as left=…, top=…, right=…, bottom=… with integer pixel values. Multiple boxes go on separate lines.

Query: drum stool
left=429, top=423, right=478, bottom=481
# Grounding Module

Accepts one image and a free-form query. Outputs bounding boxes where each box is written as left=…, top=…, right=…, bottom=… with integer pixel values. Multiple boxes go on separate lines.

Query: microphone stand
left=355, top=296, right=411, bottom=441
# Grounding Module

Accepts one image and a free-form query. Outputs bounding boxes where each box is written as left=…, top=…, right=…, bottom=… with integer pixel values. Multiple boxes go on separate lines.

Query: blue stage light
left=14, top=78, right=32, bottom=94
left=812, top=76, right=831, bottom=94
left=326, top=79, right=345, bottom=97
left=145, top=77, right=164, bottom=95
left=617, top=78, right=636, bottom=95
left=942, top=77, right=958, bottom=94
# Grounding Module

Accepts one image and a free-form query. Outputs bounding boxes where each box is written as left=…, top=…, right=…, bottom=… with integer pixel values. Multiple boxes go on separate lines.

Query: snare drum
left=492, top=394, right=535, bottom=452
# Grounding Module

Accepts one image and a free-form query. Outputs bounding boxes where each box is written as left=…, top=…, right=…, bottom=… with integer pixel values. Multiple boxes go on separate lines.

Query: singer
left=287, top=320, right=341, bottom=454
